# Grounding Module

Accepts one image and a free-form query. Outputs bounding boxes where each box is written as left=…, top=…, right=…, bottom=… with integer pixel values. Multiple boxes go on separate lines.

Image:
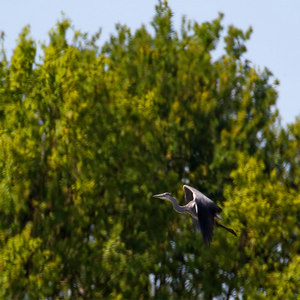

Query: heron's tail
left=215, top=221, right=237, bottom=236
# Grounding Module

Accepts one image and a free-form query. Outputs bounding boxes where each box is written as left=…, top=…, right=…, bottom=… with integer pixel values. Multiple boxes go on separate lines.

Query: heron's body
left=152, top=185, right=236, bottom=246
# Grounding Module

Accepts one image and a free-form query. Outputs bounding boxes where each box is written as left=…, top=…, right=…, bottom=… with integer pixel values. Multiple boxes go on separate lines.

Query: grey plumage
left=152, top=185, right=237, bottom=246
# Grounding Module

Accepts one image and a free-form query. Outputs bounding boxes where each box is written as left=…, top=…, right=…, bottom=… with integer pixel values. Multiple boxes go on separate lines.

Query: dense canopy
left=0, top=1, right=299, bottom=299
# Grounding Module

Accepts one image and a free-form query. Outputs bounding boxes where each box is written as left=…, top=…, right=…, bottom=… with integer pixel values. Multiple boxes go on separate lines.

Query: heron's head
left=152, top=192, right=173, bottom=202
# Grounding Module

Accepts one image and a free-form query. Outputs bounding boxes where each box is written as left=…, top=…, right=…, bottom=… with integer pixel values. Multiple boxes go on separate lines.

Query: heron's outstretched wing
left=183, top=185, right=194, bottom=203
left=184, top=185, right=222, bottom=246
left=195, top=197, right=216, bottom=246
left=183, top=185, right=200, bottom=231
left=184, top=185, right=222, bottom=214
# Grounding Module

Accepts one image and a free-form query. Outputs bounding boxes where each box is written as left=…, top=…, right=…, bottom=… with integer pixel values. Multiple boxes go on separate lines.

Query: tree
left=222, top=155, right=299, bottom=299
left=0, top=1, right=299, bottom=298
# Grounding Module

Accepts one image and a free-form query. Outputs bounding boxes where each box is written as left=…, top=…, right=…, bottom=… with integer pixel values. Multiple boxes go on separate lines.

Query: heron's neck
left=169, top=197, right=187, bottom=214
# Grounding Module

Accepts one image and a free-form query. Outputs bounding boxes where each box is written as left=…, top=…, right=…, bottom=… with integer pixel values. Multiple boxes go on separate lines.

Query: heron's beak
left=152, top=193, right=165, bottom=200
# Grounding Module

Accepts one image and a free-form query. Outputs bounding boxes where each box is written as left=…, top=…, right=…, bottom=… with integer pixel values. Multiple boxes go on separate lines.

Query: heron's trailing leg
left=215, top=220, right=237, bottom=236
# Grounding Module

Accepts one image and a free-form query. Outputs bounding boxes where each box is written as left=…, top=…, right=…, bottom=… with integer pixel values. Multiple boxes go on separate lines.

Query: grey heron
left=152, top=185, right=236, bottom=246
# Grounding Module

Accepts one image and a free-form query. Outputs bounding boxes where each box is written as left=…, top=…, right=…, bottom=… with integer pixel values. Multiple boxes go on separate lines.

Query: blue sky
left=1, top=0, right=299, bottom=125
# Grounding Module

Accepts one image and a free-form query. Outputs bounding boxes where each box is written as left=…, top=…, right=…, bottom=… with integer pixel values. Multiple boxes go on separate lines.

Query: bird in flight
left=152, top=185, right=236, bottom=246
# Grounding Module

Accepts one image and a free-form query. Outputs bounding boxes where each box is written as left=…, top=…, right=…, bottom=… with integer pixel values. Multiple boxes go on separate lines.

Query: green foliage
left=224, top=156, right=299, bottom=298
left=0, top=2, right=299, bottom=299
